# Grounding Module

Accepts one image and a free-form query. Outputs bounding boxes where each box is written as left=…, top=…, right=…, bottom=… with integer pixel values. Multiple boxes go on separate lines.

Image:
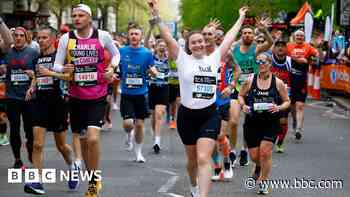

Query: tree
left=180, top=0, right=335, bottom=31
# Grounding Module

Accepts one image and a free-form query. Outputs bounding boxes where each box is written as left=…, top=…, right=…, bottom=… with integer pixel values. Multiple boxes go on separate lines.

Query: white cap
left=294, top=29, right=305, bottom=36
left=73, top=4, right=92, bottom=17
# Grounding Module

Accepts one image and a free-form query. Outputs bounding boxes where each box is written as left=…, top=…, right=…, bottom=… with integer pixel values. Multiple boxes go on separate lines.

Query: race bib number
left=239, top=73, right=251, bottom=83
left=37, top=77, right=54, bottom=90
left=253, top=103, right=273, bottom=111
left=74, top=65, right=98, bottom=87
left=192, top=75, right=216, bottom=99
left=126, top=77, right=143, bottom=85
left=11, top=70, right=30, bottom=86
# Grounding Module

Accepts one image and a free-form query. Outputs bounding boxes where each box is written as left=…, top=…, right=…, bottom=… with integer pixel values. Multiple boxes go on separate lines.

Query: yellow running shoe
left=85, top=183, right=98, bottom=197
left=96, top=180, right=102, bottom=193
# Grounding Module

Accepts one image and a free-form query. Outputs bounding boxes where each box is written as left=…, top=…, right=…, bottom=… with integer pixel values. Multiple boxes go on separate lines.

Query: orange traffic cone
left=312, top=69, right=321, bottom=100
left=307, top=66, right=314, bottom=99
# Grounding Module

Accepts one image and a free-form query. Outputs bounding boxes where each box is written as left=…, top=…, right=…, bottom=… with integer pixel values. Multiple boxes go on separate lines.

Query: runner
left=168, top=59, right=180, bottom=129
left=149, top=39, right=170, bottom=154
left=24, top=26, right=78, bottom=194
left=231, top=18, right=273, bottom=166
left=212, top=53, right=236, bottom=181
left=271, top=40, right=293, bottom=153
left=201, top=21, right=233, bottom=181
left=0, top=17, right=13, bottom=146
left=148, top=1, right=247, bottom=196
left=144, top=23, right=171, bottom=152
left=53, top=4, right=120, bottom=197
left=287, top=30, right=318, bottom=140
left=238, top=53, right=290, bottom=194
left=119, top=23, right=158, bottom=162
left=4, top=27, right=39, bottom=168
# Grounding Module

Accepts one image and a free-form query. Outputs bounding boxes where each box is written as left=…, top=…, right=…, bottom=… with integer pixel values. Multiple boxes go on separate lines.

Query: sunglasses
left=257, top=40, right=265, bottom=44
left=202, top=32, right=213, bottom=36
left=256, top=60, right=268, bottom=65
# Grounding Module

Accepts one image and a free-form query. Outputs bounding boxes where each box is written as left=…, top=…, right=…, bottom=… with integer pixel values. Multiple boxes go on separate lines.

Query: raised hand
left=148, top=0, right=159, bottom=16
left=207, top=18, right=221, bottom=30
left=239, top=6, right=249, bottom=17
left=255, top=16, right=272, bottom=31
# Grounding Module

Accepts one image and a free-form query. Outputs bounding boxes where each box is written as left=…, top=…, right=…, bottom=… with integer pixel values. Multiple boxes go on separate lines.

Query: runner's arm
left=101, top=30, right=120, bottom=69
left=53, top=33, right=69, bottom=72
left=256, top=18, right=273, bottom=54
left=238, top=76, right=253, bottom=106
left=219, top=7, right=247, bottom=59
left=0, top=17, right=14, bottom=53
left=276, top=78, right=290, bottom=111
left=149, top=1, right=179, bottom=60
left=144, top=25, right=154, bottom=49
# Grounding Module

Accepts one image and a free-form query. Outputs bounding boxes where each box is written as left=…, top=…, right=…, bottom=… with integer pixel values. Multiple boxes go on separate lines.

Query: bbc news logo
left=8, top=169, right=102, bottom=183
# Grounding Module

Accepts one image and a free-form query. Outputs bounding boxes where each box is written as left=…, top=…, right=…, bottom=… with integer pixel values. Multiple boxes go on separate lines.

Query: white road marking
left=158, top=176, right=179, bottom=193
left=152, top=168, right=178, bottom=176
left=165, top=193, right=184, bottom=197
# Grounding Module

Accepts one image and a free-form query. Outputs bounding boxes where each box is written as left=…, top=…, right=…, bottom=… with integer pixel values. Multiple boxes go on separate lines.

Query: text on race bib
left=192, top=75, right=216, bottom=99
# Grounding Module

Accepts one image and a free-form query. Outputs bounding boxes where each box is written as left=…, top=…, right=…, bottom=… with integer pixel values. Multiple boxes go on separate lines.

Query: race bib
left=239, top=73, right=251, bottom=83
left=253, top=103, right=273, bottom=111
left=11, top=70, right=30, bottom=86
left=74, top=65, right=98, bottom=87
left=192, top=75, right=216, bottom=99
left=37, top=77, right=54, bottom=90
left=126, top=77, right=143, bottom=85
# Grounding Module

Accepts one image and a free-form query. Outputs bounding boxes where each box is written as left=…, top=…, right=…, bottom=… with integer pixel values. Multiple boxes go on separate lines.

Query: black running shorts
left=32, top=94, right=68, bottom=132
left=69, top=96, right=107, bottom=133
left=177, top=104, right=220, bottom=145
left=168, top=84, right=180, bottom=104
left=217, top=103, right=230, bottom=122
left=120, top=94, right=149, bottom=120
left=243, top=116, right=280, bottom=148
left=149, top=84, right=169, bottom=110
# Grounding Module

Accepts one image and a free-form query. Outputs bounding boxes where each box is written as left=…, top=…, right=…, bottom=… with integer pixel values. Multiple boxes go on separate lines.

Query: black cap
left=274, top=40, right=287, bottom=46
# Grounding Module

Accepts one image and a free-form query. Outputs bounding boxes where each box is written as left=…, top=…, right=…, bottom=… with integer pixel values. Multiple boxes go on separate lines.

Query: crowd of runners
left=0, top=1, right=321, bottom=196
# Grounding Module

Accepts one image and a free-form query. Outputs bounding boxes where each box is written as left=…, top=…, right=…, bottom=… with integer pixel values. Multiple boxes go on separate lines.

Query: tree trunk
left=102, top=5, right=108, bottom=30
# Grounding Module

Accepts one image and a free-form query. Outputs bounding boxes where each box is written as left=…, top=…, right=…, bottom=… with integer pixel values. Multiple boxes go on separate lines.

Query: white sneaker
left=112, top=103, right=119, bottom=111
left=135, top=153, right=146, bottom=163
left=223, top=162, right=234, bottom=180
left=190, top=185, right=200, bottom=197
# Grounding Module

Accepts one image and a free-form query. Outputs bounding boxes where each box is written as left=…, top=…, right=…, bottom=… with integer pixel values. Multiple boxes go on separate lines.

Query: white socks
left=154, top=136, right=161, bottom=145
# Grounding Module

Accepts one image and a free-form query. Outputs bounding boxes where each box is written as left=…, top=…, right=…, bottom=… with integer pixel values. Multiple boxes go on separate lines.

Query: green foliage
left=180, top=0, right=335, bottom=31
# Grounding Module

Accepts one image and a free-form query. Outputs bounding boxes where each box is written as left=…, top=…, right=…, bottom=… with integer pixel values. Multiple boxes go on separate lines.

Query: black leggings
left=6, top=99, right=33, bottom=162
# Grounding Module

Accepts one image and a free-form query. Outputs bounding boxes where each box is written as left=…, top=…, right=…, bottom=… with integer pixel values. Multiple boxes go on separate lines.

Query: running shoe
left=112, top=103, right=119, bottom=111
left=96, top=180, right=102, bottom=193
left=0, top=134, right=9, bottom=146
left=229, top=151, right=237, bottom=168
left=223, top=161, right=233, bottom=180
left=135, top=153, right=146, bottom=163
left=153, top=144, right=161, bottom=154
left=190, top=186, right=200, bottom=197
left=257, top=181, right=270, bottom=195
left=68, top=161, right=80, bottom=190
left=24, top=182, right=45, bottom=195
left=13, top=159, right=24, bottom=169
left=295, top=129, right=302, bottom=140
left=168, top=120, right=176, bottom=129
left=239, top=150, right=249, bottom=166
left=84, top=183, right=99, bottom=197
left=102, top=123, right=112, bottom=131
left=211, top=168, right=224, bottom=181
left=275, top=144, right=284, bottom=153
